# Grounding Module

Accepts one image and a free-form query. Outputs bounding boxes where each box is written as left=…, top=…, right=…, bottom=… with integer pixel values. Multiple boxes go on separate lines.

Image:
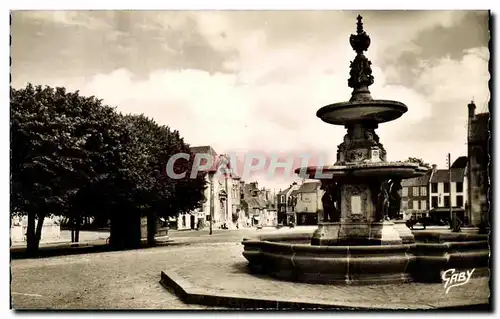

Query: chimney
left=432, top=164, right=437, bottom=171
left=468, top=100, right=476, bottom=119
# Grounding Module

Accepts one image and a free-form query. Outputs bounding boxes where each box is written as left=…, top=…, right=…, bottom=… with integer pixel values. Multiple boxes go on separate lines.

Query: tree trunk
left=75, top=215, right=81, bottom=243
left=70, top=217, right=75, bottom=242
left=26, top=211, right=38, bottom=255
left=35, top=214, right=46, bottom=244
left=147, top=211, right=157, bottom=247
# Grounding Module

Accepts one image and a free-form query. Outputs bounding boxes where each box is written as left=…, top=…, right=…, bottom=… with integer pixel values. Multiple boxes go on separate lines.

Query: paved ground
left=10, top=227, right=313, bottom=309
left=163, top=244, right=490, bottom=310
left=11, top=226, right=488, bottom=310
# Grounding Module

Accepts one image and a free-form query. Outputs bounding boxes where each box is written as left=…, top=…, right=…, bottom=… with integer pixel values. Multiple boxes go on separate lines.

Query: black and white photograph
left=8, top=6, right=492, bottom=311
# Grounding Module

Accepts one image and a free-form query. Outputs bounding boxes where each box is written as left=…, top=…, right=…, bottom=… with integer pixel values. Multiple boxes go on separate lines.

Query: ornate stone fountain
left=241, top=15, right=489, bottom=285
left=299, top=15, right=428, bottom=246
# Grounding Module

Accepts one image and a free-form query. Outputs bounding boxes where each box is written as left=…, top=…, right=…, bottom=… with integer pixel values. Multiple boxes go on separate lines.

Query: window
left=456, top=182, right=463, bottom=193
left=444, top=196, right=450, bottom=208
left=413, top=200, right=419, bottom=210
left=420, top=187, right=427, bottom=197
left=431, top=196, right=438, bottom=208
left=431, top=183, right=438, bottom=193
left=444, top=182, right=450, bottom=193
left=182, top=215, right=186, bottom=227
left=420, top=200, right=427, bottom=211
left=413, top=187, right=419, bottom=197
left=457, top=195, right=464, bottom=207
left=402, top=187, right=408, bottom=197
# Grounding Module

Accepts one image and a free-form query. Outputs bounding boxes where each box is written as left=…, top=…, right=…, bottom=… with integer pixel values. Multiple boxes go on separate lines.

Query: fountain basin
left=316, top=99, right=408, bottom=126
left=242, top=232, right=489, bottom=284
left=295, top=162, right=429, bottom=181
left=295, top=162, right=429, bottom=182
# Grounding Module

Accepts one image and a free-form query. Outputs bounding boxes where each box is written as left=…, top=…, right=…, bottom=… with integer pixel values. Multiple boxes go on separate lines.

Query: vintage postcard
left=9, top=9, right=491, bottom=311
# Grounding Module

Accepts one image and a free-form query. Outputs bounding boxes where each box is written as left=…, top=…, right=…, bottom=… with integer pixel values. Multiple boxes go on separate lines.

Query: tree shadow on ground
left=10, top=240, right=194, bottom=260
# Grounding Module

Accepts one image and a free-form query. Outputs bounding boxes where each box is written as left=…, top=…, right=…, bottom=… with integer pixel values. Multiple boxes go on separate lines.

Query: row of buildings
left=176, top=102, right=489, bottom=229
left=401, top=101, right=489, bottom=226
left=174, top=146, right=278, bottom=230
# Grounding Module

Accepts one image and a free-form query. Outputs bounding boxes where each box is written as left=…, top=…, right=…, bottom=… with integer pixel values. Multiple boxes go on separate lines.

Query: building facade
left=429, top=166, right=468, bottom=224
left=295, top=181, right=323, bottom=225
left=276, top=187, right=290, bottom=225
left=177, top=146, right=241, bottom=230
left=400, top=170, right=433, bottom=220
left=467, top=101, right=490, bottom=227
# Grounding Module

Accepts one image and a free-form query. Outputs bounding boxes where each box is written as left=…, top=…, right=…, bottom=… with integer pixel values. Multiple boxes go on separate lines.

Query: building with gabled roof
left=177, top=146, right=243, bottom=230
left=400, top=169, right=433, bottom=220
left=295, top=181, right=323, bottom=225
left=429, top=165, right=468, bottom=224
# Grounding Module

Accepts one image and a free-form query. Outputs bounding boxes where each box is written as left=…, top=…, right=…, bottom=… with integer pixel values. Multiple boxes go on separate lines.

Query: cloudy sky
left=11, top=10, right=490, bottom=191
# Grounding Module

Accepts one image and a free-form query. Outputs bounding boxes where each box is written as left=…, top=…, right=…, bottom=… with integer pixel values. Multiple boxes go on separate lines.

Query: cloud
left=11, top=11, right=489, bottom=190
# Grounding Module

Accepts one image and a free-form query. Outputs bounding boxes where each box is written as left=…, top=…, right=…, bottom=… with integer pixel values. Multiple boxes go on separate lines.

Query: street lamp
left=209, top=175, right=214, bottom=235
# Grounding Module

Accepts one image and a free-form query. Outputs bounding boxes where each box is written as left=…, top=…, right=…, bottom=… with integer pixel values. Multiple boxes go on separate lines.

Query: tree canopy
left=11, top=83, right=206, bottom=252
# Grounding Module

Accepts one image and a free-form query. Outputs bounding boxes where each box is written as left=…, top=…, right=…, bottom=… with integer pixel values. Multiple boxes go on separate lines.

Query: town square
left=9, top=9, right=491, bottom=311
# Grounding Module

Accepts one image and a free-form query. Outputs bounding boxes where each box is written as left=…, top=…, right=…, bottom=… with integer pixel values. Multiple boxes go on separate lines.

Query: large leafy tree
left=11, top=84, right=206, bottom=252
left=10, top=84, right=128, bottom=253
left=120, top=115, right=206, bottom=246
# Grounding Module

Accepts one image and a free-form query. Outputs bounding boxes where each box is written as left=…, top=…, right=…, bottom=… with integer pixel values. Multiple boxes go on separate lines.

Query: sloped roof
left=296, top=181, right=320, bottom=193
left=401, top=171, right=432, bottom=187
left=277, top=187, right=291, bottom=196
left=470, top=113, right=489, bottom=143
left=246, top=197, right=266, bottom=209
left=190, top=146, right=218, bottom=172
left=430, top=168, right=466, bottom=183
left=190, top=145, right=217, bottom=157
left=451, top=156, right=468, bottom=169
left=289, top=189, right=299, bottom=197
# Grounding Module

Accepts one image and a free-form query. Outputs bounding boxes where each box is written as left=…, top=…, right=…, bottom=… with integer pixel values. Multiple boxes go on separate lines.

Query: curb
left=159, top=270, right=491, bottom=310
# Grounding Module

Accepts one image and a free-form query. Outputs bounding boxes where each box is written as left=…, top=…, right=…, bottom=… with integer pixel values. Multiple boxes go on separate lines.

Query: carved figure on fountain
left=348, top=55, right=374, bottom=90
left=376, top=180, right=391, bottom=221
left=321, top=182, right=341, bottom=222
left=388, top=179, right=402, bottom=219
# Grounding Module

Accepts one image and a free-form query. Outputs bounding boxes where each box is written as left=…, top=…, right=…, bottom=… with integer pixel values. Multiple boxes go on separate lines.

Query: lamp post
left=447, top=153, right=454, bottom=230
left=209, top=174, right=214, bottom=235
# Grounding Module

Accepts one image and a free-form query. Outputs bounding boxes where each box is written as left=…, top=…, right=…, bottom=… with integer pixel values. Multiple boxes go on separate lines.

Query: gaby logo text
left=442, top=268, right=475, bottom=294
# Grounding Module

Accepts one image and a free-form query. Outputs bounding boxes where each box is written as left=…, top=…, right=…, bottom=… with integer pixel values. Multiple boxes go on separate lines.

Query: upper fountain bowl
left=317, top=99, right=408, bottom=126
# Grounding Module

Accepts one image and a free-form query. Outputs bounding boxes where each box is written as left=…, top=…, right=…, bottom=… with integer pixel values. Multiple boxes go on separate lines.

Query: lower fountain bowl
left=295, top=162, right=429, bottom=182
left=242, top=232, right=489, bottom=285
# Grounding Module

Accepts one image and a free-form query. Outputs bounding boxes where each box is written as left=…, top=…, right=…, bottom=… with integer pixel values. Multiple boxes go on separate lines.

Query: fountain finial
left=347, top=15, right=374, bottom=100
left=350, top=15, right=371, bottom=54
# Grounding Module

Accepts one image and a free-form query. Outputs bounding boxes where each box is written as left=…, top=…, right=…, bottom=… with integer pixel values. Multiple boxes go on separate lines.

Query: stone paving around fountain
left=160, top=242, right=490, bottom=310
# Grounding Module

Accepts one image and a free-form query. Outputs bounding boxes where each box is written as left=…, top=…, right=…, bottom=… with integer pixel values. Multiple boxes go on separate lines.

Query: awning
left=430, top=207, right=465, bottom=213
left=253, top=216, right=260, bottom=221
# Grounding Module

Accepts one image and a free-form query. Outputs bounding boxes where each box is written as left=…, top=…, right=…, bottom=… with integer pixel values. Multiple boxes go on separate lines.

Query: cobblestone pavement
left=11, top=226, right=489, bottom=310
left=10, top=227, right=312, bottom=309
left=166, top=244, right=490, bottom=309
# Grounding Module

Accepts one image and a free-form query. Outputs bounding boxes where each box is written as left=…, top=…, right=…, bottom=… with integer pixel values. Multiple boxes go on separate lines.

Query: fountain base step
left=393, top=220, right=415, bottom=244
left=311, top=221, right=403, bottom=246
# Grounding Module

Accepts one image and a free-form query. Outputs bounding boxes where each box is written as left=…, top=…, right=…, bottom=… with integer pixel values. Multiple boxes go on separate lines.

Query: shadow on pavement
left=10, top=239, right=191, bottom=260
